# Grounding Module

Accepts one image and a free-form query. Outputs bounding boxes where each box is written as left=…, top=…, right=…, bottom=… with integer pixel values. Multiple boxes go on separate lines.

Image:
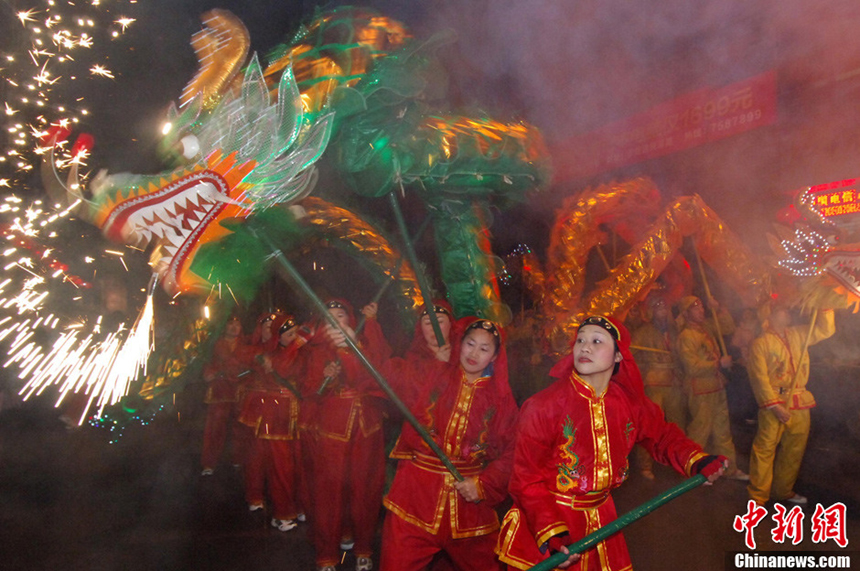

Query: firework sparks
left=2, top=1, right=138, bottom=190
left=16, top=274, right=157, bottom=424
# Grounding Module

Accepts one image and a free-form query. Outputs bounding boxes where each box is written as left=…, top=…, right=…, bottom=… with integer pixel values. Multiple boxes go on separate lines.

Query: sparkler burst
left=0, top=191, right=159, bottom=424
left=0, top=1, right=168, bottom=423
left=2, top=0, right=138, bottom=190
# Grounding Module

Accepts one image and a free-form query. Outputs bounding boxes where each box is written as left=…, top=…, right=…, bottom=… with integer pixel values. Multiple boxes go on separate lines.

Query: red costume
left=497, top=317, right=707, bottom=571
left=380, top=317, right=519, bottom=571
left=238, top=313, right=304, bottom=522
left=300, top=299, right=390, bottom=569
left=201, top=317, right=254, bottom=471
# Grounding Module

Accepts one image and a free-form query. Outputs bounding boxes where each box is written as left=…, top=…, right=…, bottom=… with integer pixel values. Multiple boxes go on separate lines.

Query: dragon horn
left=179, top=9, right=250, bottom=110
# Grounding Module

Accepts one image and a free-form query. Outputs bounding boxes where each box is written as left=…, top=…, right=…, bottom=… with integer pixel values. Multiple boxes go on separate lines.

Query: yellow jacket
left=746, top=310, right=835, bottom=410
left=677, top=323, right=726, bottom=395
left=632, top=322, right=680, bottom=388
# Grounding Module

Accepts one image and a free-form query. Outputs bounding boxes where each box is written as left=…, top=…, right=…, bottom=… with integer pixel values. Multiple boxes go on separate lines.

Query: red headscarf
left=406, top=299, right=454, bottom=360
left=451, top=316, right=514, bottom=405
left=271, top=313, right=300, bottom=345
left=307, top=298, right=357, bottom=347
left=549, top=315, right=645, bottom=399
left=250, top=311, right=282, bottom=350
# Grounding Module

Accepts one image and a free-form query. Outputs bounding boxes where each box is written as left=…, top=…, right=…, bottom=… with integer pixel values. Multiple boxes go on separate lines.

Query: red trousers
left=201, top=402, right=239, bottom=469
left=380, top=504, right=502, bottom=571
left=308, top=430, right=385, bottom=566
left=244, top=438, right=301, bottom=520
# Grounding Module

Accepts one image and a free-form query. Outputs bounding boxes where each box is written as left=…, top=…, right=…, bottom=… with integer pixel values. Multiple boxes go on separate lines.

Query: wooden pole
left=692, top=239, right=728, bottom=356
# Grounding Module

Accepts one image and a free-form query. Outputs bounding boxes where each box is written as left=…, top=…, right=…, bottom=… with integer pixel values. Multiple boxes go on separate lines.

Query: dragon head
left=71, top=43, right=331, bottom=296
left=773, top=180, right=860, bottom=308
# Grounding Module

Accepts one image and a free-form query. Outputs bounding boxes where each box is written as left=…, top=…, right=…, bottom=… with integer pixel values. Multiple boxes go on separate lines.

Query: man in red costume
left=380, top=316, right=519, bottom=571
left=301, top=298, right=389, bottom=571
left=200, top=314, right=253, bottom=475
left=239, top=313, right=306, bottom=531
left=497, top=316, right=726, bottom=570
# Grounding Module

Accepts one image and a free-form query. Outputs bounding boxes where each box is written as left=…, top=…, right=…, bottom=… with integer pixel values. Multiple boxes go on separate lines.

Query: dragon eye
left=180, top=135, right=200, bottom=159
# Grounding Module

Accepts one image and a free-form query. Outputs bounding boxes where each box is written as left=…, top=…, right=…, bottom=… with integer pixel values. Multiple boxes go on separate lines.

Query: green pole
left=528, top=474, right=707, bottom=571
left=354, top=214, right=432, bottom=337
left=253, top=227, right=464, bottom=482
left=388, top=191, right=446, bottom=347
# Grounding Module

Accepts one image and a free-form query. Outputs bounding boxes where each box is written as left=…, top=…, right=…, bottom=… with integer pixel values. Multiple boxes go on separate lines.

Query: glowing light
left=89, top=64, right=114, bottom=78
left=115, top=17, right=136, bottom=32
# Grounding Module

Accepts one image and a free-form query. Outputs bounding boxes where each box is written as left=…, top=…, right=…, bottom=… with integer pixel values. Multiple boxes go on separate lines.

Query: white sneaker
left=727, top=470, right=750, bottom=481
left=786, top=493, right=808, bottom=505
left=200, top=468, right=214, bottom=476
left=340, top=538, right=355, bottom=551
left=248, top=503, right=264, bottom=512
left=271, top=518, right=297, bottom=532
left=296, top=512, right=307, bottom=522
left=356, top=557, right=373, bottom=571
left=318, top=567, right=336, bottom=571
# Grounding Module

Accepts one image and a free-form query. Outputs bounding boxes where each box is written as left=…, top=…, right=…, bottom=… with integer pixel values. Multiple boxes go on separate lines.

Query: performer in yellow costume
left=631, top=294, right=687, bottom=479
left=676, top=295, right=747, bottom=479
left=746, top=304, right=835, bottom=505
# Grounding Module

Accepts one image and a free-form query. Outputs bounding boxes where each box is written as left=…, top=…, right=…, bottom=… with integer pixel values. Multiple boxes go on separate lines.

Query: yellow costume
left=632, top=321, right=687, bottom=475
left=677, top=310, right=740, bottom=473
left=746, top=310, right=835, bottom=504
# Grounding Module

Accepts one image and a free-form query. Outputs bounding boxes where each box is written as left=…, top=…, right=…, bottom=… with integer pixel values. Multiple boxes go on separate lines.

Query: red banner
left=554, top=71, right=778, bottom=181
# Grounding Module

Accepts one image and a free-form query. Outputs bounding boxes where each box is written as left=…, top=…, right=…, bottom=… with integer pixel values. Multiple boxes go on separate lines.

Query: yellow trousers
left=748, top=407, right=810, bottom=504
left=686, top=390, right=738, bottom=473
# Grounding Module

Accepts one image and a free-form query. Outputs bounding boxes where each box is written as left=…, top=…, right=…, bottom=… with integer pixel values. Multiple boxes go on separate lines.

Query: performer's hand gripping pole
left=353, top=214, right=432, bottom=337
left=528, top=474, right=707, bottom=571
left=253, top=228, right=464, bottom=482
left=388, top=191, right=446, bottom=348
left=320, top=215, right=431, bottom=396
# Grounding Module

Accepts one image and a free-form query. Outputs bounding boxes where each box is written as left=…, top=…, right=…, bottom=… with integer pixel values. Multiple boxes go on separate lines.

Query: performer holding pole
left=254, top=227, right=464, bottom=481
left=746, top=304, right=834, bottom=506
left=380, top=314, right=519, bottom=570
left=676, top=295, right=747, bottom=480
left=496, top=315, right=726, bottom=570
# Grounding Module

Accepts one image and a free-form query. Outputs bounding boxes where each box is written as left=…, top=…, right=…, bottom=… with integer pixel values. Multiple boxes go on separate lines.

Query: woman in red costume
left=301, top=298, right=389, bottom=571
left=238, top=313, right=306, bottom=531
left=405, top=300, right=454, bottom=363
left=379, top=316, right=519, bottom=571
left=497, top=316, right=727, bottom=570
left=200, top=314, right=253, bottom=475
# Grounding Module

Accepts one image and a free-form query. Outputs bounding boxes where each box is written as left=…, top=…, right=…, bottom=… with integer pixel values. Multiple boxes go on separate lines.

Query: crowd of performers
left=196, top=290, right=835, bottom=571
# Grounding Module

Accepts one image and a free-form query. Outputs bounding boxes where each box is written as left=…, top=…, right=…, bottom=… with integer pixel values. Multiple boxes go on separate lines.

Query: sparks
left=89, top=64, right=114, bottom=79
left=115, top=17, right=136, bottom=32
left=17, top=9, right=38, bottom=26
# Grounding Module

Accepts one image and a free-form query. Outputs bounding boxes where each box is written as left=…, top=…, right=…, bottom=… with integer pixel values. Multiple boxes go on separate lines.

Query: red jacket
left=384, top=356, right=519, bottom=538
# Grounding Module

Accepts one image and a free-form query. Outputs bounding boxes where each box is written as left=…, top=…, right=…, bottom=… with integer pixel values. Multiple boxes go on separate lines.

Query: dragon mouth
left=824, top=251, right=860, bottom=296
left=100, top=170, right=247, bottom=292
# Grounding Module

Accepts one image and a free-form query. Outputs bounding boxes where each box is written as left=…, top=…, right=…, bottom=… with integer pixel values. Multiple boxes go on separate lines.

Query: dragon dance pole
left=353, top=215, right=432, bottom=337
left=528, top=474, right=707, bottom=571
left=253, top=228, right=465, bottom=482
left=692, top=239, right=728, bottom=356
left=388, top=191, right=446, bottom=348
